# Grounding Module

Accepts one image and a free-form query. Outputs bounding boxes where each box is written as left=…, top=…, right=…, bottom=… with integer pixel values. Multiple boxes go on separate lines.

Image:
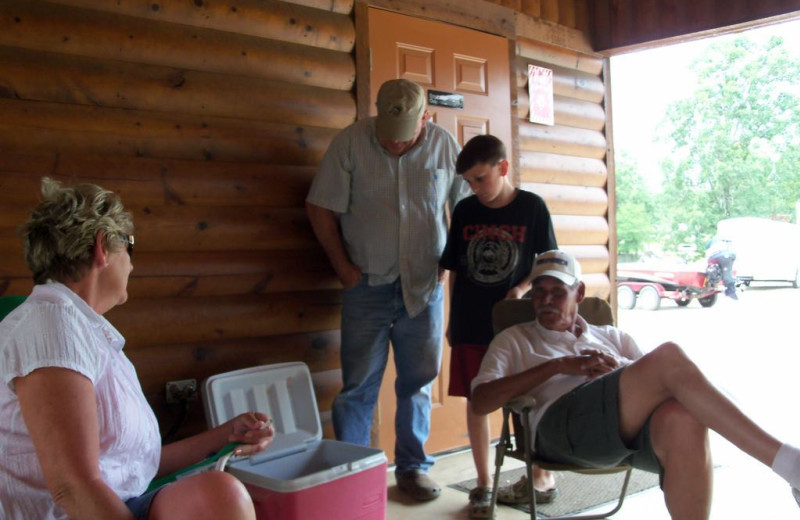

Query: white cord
left=214, top=451, right=235, bottom=472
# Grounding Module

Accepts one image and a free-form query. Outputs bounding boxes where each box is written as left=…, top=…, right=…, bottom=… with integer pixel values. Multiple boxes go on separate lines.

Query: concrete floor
left=387, top=285, right=800, bottom=519
left=385, top=437, right=798, bottom=519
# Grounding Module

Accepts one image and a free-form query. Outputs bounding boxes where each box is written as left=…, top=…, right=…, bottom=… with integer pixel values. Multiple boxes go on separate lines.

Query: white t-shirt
left=471, top=315, right=643, bottom=438
left=0, top=282, right=161, bottom=520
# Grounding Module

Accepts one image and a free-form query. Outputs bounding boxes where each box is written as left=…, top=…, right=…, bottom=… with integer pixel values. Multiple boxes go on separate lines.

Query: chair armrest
left=505, top=395, right=537, bottom=413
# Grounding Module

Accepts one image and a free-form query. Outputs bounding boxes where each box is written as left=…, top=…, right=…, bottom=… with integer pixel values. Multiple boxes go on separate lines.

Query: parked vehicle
left=716, top=217, right=800, bottom=288
left=617, top=261, right=722, bottom=310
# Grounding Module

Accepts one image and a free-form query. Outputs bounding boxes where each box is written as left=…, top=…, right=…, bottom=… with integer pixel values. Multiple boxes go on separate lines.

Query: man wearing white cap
left=306, top=79, right=470, bottom=501
left=471, top=249, right=800, bottom=517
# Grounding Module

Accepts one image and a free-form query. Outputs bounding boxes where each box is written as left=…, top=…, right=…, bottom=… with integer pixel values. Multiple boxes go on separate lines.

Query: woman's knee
left=150, top=471, right=255, bottom=520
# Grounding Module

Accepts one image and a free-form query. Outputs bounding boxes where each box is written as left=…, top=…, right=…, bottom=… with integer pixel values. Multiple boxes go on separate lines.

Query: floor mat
left=449, top=466, right=659, bottom=518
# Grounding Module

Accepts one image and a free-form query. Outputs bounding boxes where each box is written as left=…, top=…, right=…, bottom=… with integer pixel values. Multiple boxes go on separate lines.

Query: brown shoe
left=396, top=470, right=442, bottom=501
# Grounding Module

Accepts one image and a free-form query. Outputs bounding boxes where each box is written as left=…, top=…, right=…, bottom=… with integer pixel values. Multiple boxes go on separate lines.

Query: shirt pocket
left=423, top=168, right=450, bottom=212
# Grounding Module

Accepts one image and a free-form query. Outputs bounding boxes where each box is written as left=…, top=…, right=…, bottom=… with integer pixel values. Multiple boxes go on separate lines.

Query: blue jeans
left=333, top=277, right=444, bottom=474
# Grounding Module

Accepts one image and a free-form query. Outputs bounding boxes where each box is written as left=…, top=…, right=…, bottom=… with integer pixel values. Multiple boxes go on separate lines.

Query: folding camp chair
left=488, top=297, right=633, bottom=520
left=0, top=295, right=26, bottom=322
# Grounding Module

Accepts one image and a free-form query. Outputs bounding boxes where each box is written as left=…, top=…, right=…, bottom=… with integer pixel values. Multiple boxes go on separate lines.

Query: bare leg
left=617, top=343, right=783, bottom=517
left=618, top=342, right=781, bottom=465
left=467, top=404, right=492, bottom=487
left=533, top=466, right=555, bottom=492
left=149, top=471, right=256, bottom=520
left=466, top=405, right=555, bottom=492
left=650, top=400, right=713, bottom=520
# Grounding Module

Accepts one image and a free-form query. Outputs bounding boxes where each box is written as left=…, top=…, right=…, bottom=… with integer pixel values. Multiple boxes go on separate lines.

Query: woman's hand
left=228, top=412, right=275, bottom=457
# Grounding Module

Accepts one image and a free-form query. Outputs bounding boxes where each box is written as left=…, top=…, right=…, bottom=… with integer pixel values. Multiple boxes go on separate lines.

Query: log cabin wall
left=0, top=0, right=714, bottom=441
left=512, top=36, right=612, bottom=300
left=0, top=0, right=356, bottom=437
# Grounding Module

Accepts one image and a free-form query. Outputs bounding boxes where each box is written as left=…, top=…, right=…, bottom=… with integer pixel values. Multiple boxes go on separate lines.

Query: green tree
left=615, top=151, right=657, bottom=258
left=659, top=35, right=800, bottom=253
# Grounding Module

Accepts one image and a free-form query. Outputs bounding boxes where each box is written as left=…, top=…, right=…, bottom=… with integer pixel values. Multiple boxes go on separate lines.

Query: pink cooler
left=202, top=362, right=388, bottom=520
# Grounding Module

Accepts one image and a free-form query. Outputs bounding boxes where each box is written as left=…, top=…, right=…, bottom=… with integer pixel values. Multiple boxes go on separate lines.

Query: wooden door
left=368, top=7, right=512, bottom=459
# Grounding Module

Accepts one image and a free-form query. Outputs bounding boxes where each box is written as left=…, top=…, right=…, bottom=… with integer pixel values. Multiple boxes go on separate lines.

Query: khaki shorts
left=535, top=368, right=664, bottom=485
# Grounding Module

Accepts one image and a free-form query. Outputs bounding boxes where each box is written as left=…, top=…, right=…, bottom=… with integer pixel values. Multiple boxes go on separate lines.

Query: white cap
left=531, top=250, right=581, bottom=286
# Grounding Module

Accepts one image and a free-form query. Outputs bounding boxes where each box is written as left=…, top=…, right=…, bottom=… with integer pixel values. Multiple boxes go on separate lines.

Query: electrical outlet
left=165, top=379, right=198, bottom=403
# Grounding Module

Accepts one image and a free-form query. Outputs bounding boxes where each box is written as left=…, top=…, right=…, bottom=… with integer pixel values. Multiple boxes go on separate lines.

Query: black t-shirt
left=440, top=190, right=557, bottom=345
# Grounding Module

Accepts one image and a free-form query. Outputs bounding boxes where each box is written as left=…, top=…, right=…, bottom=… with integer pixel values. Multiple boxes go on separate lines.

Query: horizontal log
left=583, top=272, right=610, bottom=299
left=309, top=368, right=343, bottom=413
left=0, top=153, right=317, bottom=209
left=278, top=0, right=353, bottom=14
left=517, top=91, right=605, bottom=131
left=106, top=291, right=342, bottom=348
left=2, top=249, right=338, bottom=298
left=2, top=247, right=332, bottom=278
left=0, top=46, right=356, bottom=129
left=0, top=127, right=328, bottom=167
left=125, top=271, right=339, bottom=299
left=0, top=205, right=318, bottom=252
left=519, top=151, right=607, bottom=187
left=125, top=254, right=338, bottom=299
left=129, top=330, right=341, bottom=396
left=0, top=156, right=314, bottom=208
left=0, top=99, right=338, bottom=153
left=0, top=278, right=32, bottom=298
left=516, top=61, right=605, bottom=103
left=0, top=1, right=355, bottom=91
left=48, top=0, right=355, bottom=52
left=521, top=182, right=607, bottom=216
left=515, top=11, right=594, bottom=55
left=560, top=244, right=609, bottom=274
left=519, top=122, right=607, bottom=159
left=552, top=214, right=608, bottom=245
left=517, top=36, right=604, bottom=75
left=365, top=0, right=515, bottom=40
left=0, top=97, right=336, bottom=165
left=0, top=148, right=316, bottom=189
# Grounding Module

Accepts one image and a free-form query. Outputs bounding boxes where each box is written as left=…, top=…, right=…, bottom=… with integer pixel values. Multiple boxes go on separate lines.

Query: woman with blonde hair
left=0, top=178, right=273, bottom=520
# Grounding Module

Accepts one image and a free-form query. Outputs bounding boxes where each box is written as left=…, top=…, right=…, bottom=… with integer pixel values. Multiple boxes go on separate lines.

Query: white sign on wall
left=528, top=64, right=554, bottom=126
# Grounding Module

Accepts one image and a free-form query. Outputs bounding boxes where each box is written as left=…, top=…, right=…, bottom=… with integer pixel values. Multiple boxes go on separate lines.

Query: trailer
left=617, top=262, right=721, bottom=310
left=716, top=217, right=800, bottom=288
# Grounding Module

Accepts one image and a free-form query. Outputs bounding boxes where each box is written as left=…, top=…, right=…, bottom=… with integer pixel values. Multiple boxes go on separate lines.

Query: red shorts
left=448, top=343, right=490, bottom=399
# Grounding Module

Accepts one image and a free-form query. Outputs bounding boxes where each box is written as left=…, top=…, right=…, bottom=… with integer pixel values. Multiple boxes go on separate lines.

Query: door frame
left=353, top=0, right=520, bottom=449
left=354, top=0, right=519, bottom=180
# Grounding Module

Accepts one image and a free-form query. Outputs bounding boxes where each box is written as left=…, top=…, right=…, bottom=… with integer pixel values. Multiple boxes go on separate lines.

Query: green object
left=0, top=296, right=26, bottom=321
left=145, top=442, right=241, bottom=493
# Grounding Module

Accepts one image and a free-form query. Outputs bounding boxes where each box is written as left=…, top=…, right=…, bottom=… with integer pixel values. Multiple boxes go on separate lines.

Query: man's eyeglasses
left=122, top=234, right=134, bottom=258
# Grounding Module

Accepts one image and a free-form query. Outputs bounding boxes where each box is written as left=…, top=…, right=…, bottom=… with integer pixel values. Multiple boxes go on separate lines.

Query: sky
left=609, top=17, right=800, bottom=191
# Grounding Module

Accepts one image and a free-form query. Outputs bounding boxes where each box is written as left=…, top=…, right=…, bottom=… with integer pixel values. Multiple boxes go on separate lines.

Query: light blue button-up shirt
left=307, top=117, right=470, bottom=317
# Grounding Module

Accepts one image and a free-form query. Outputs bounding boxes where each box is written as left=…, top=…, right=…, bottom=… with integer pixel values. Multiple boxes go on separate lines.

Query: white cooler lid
left=202, top=362, right=322, bottom=464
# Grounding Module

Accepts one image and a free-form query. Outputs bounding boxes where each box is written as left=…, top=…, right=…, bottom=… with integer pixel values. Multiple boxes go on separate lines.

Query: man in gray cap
left=306, top=79, right=470, bottom=500
left=472, top=249, right=800, bottom=517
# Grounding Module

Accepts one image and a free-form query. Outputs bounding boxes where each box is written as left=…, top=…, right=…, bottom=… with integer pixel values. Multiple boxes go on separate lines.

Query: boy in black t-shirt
left=440, top=135, right=557, bottom=518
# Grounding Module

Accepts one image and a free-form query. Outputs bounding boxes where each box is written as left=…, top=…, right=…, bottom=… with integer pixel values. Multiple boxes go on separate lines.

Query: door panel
left=368, top=7, right=511, bottom=459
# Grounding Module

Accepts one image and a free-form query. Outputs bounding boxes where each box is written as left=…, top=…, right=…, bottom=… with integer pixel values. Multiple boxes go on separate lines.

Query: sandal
left=468, top=486, right=494, bottom=519
left=496, top=475, right=559, bottom=505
